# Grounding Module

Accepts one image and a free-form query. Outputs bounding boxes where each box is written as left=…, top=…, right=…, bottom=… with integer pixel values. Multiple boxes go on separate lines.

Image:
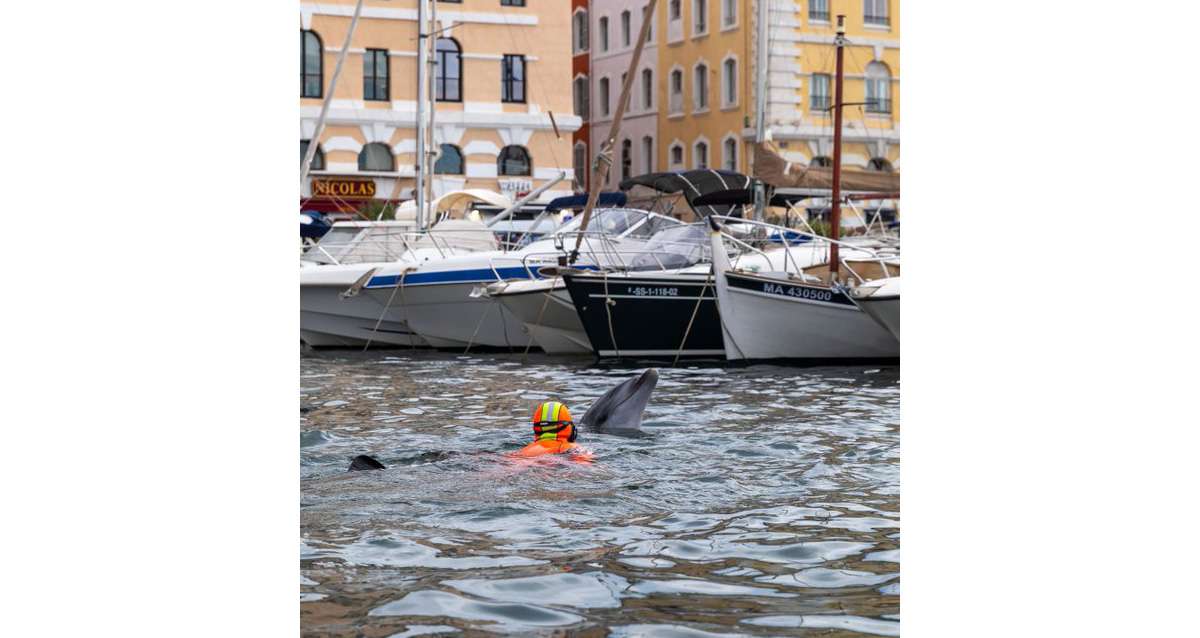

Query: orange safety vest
left=513, top=439, right=579, bottom=457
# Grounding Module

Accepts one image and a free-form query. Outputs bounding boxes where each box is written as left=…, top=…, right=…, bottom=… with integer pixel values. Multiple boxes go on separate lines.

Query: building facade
left=587, top=1, right=659, bottom=191
left=571, top=0, right=591, bottom=192
left=300, top=0, right=581, bottom=213
left=656, top=0, right=899, bottom=176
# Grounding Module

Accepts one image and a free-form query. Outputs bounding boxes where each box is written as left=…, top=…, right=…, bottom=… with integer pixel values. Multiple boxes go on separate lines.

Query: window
left=864, top=0, right=889, bottom=26
left=642, top=136, right=654, bottom=173
left=723, top=137, right=737, bottom=170
left=694, top=141, right=708, bottom=169
left=693, top=63, right=708, bottom=111
left=621, top=11, right=631, bottom=47
left=500, top=0, right=525, bottom=6
left=358, top=143, right=393, bottom=172
left=641, top=69, right=653, bottom=109
left=670, top=144, right=684, bottom=167
left=599, top=77, right=610, bottom=117
left=498, top=145, right=531, bottom=176
left=573, top=11, right=589, bottom=52
left=722, top=58, right=736, bottom=107
left=810, top=73, right=831, bottom=111
left=301, top=30, right=323, bottom=98
left=722, top=0, right=736, bottom=27
left=810, top=0, right=830, bottom=22
left=621, top=139, right=632, bottom=181
left=669, top=69, right=683, bottom=113
left=301, top=140, right=325, bottom=171
left=865, top=62, right=891, bottom=113
left=599, top=17, right=609, bottom=52
left=573, top=76, right=589, bottom=118
left=669, top=0, right=681, bottom=21
left=573, top=143, right=587, bottom=191
left=363, top=48, right=388, bottom=101
left=693, top=0, right=707, bottom=35
left=501, top=55, right=526, bottom=103
left=434, top=144, right=464, bottom=174
left=811, top=156, right=833, bottom=167
left=867, top=157, right=894, bottom=172
left=435, top=38, right=462, bottom=102
left=621, top=72, right=628, bottom=111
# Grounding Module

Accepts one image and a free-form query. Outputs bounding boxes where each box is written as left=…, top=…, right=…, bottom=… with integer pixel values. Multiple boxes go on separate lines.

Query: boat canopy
left=629, top=223, right=710, bottom=271
left=752, top=142, right=900, bottom=192
left=690, top=189, right=817, bottom=209
left=618, top=169, right=752, bottom=218
left=300, top=211, right=333, bottom=239
left=543, top=192, right=627, bottom=212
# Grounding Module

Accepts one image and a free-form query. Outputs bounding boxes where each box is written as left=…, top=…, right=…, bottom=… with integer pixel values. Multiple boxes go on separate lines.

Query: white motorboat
left=708, top=217, right=899, bottom=363
left=359, top=208, right=683, bottom=349
left=299, top=219, right=500, bottom=347
left=850, top=275, right=900, bottom=340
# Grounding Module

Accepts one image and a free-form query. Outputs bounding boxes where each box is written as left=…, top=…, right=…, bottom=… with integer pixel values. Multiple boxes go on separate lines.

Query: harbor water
left=301, top=350, right=900, bottom=636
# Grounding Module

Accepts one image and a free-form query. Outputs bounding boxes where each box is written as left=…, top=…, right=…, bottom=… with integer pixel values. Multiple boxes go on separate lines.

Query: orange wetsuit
left=514, top=439, right=579, bottom=457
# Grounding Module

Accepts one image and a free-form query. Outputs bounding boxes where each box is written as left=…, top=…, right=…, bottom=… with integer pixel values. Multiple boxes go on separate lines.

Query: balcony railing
left=865, top=98, right=892, bottom=114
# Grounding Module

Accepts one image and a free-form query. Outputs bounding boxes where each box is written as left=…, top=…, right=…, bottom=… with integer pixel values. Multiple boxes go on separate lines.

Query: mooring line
left=672, top=272, right=711, bottom=368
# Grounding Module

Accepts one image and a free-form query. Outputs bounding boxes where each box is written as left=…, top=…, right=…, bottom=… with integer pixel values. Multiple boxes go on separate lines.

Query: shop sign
left=499, top=179, right=533, bottom=199
left=311, top=178, right=377, bottom=199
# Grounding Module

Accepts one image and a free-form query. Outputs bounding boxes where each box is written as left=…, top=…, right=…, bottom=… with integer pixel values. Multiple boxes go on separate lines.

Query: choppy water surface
left=301, top=350, right=899, bottom=637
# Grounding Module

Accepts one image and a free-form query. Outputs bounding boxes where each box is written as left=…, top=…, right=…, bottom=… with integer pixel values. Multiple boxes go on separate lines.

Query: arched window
left=621, top=139, right=632, bottom=181
left=694, top=141, right=708, bottom=169
left=301, top=30, right=323, bottom=98
left=669, top=0, right=681, bottom=21
left=722, top=57, right=737, bottom=107
left=301, top=140, right=325, bottom=171
left=693, top=63, right=708, bottom=111
left=498, top=145, right=531, bottom=176
left=434, top=144, right=464, bottom=174
left=865, top=62, right=891, bottom=113
left=599, top=17, right=609, bottom=52
left=599, top=77, right=611, bottom=117
left=670, top=143, right=684, bottom=168
left=641, top=69, right=653, bottom=109
left=621, top=11, right=632, bottom=47
left=573, top=142, right=588, bottom=191
left=358, top=143, right=394, bottom=172
left=573, top=76, right=589, bottom=118
left=811, top=156, right=833, bottom=167
left=642, top=136, right=654, bottom=173
left=723, top=137, right=737, bottom=171
left=573, top=10, right=589, bottom=52
left=435, top=38, right=462, bottom=102
left=867, top=157, right=894, bottom=172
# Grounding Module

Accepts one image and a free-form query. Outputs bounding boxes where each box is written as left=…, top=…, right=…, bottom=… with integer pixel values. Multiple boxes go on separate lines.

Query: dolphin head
left=348, top=454, right=385, bottom=471
left=579, top=368, right=659, bottom=434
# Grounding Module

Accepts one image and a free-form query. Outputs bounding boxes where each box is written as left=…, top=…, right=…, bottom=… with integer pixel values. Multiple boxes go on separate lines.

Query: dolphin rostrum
left=348, top=454, right=386, bottom=471
left=579, top=368, right=658, bottom=433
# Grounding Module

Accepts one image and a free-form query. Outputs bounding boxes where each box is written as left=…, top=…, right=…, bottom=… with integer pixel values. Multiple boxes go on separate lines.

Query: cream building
left=656, top=0, right=899, bottom=176
left=300, top=0, right=580, bottom=212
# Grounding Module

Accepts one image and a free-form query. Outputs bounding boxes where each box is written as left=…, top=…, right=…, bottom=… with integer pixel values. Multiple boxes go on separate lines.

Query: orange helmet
left=531, top=401, right=576, bottom=442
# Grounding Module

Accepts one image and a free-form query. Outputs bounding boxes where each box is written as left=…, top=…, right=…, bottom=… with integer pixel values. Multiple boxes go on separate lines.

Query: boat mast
left=829, top=14, right=846, bottom=282
left=754, top=0, right=769, bottom=144
left=300, top=0, right=365, bottom=186
left=570, top=0, right=659, bottom=262
left=415, top=0, right=430, bottom=230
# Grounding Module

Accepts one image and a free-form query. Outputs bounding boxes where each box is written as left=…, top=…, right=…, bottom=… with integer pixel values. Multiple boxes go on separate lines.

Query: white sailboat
left=850, top=274, right=900, bottom=340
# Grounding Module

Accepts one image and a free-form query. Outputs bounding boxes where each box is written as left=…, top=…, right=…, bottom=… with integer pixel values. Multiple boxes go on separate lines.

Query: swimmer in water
left=513, top=401, right=583, bottom=458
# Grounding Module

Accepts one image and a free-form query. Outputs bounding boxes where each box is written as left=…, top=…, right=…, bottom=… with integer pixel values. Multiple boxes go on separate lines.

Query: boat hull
left=853, top=294, right=900, bottom=340
left=299, top=284, right=426, bottom=348
left=362, top=281, right=530, bottom=350
left=493, top=283, right=592, bottom=354
left=716, top=271, right=899, bottom=363
left=563, top=272, right=724, bottom=358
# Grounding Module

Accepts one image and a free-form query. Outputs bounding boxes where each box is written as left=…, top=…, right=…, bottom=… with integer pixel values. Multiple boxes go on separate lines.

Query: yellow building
left=300, top=0, right=580, bottom=213
left=656, top=0, right=899, bottom=176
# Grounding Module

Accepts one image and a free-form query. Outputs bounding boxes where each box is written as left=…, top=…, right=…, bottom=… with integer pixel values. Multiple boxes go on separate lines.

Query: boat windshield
left=629, top=223, right=709, bottom=271
left=555, top=208, right=649, bottom=237
left=302, top=224, right=417, bottom=265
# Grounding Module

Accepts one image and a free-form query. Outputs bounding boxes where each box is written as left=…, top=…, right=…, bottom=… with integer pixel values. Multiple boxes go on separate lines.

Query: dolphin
left=579, top=368, right=658, bottom=434
left=344, top=369, right=659, bottom=470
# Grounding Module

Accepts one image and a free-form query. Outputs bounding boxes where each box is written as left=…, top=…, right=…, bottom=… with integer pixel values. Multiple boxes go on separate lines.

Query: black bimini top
left=543, top=192, right=628, bottom=213
left=619, top=169, right=752, bottom=217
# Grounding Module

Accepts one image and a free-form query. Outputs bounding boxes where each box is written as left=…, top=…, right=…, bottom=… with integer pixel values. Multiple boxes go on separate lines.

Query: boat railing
left=304, top=225, right=522, bottom=265
left=710, top=215, right=897, bottom=285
